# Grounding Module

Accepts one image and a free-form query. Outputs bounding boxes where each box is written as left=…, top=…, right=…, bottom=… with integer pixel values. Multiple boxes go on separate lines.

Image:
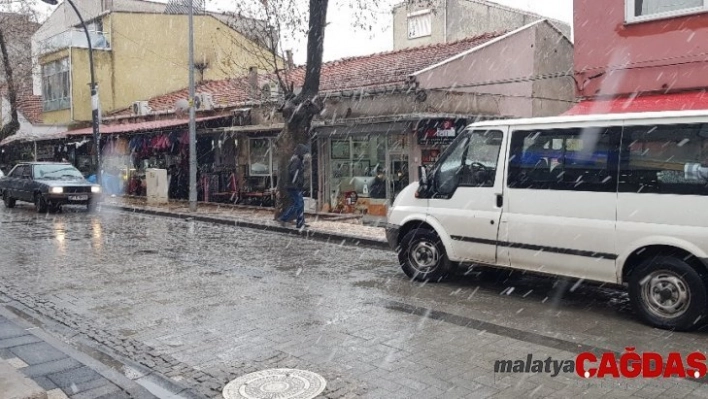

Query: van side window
left=508, top=127, right=620, bottom=192
left=619, top=123, right=708, bottom=196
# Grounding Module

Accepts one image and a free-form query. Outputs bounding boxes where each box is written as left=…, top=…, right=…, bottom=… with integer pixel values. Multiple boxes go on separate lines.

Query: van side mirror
left=418, top=165, right=428, bottom=187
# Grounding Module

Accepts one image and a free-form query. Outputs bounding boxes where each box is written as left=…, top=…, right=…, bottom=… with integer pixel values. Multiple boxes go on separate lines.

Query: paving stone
left=0, top=334, right=43, bottom=349
left=3, top=351, right=26, bottom=364
left=10, top=342, right=69, bottom=366
left=68, top=383, right=121, bottom=399
left=94, top=391, right=131, bottom=399
left=46, top=366, right=107, bottom=394
left=47, top=388, right=70, bottom=399
left=33, top=375, right=59, bottom=390
left=0, top=322, right=27, bottom=339
left=22, top=357, right=84, bottom=378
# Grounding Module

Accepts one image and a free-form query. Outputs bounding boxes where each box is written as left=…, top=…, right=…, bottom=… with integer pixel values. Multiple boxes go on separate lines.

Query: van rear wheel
left=628, top=256, right=707, bottom=331
left=398, top=229, right=451, bottom=282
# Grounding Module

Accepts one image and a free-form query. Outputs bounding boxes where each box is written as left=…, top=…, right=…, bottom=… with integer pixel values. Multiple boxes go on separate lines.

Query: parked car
left=0, top=162, right=101, bottom=212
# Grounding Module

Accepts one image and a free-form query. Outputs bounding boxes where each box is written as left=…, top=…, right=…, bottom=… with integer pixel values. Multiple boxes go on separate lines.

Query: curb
left=102, top=204, right=390, bottom=251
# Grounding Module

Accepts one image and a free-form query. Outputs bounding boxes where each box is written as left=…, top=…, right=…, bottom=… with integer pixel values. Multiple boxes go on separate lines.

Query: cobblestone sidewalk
left=0, top=313, right=140, bottom=399
left=101, top=196, right=387, bottom=245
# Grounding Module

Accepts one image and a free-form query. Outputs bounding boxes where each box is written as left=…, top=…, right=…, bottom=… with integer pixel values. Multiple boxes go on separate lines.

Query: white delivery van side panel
left=616, top=194, right=708, bottom=280
left=502, top=122, right=619, bottom=283
left=505, top=190, right=618, bottom=283
left=615, top=117, right=708, bottom=280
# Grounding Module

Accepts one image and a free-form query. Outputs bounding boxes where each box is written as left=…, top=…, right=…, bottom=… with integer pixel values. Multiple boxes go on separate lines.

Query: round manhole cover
left=223, top=368, right=327, bottom=399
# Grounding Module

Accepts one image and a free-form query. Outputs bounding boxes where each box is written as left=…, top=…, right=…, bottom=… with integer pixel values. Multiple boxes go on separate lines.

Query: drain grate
left=223, top=368, right=327, bottom=399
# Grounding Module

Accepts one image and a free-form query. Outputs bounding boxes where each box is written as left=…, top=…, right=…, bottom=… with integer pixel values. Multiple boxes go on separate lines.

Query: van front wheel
left=628, top=256, right=707, bottom=331
left=398, top=229, right=451, bottom=282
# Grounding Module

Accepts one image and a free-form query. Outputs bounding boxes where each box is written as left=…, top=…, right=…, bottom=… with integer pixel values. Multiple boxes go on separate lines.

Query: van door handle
left=496, top=194, right=503, bottom=208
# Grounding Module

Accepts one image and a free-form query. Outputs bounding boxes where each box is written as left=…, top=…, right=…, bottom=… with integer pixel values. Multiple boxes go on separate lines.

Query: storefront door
left=387, top=152, right=409, bottom=203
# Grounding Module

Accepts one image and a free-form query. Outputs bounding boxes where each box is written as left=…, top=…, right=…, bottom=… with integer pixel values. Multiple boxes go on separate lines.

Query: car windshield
left=33, top=164, right=84, bottom=180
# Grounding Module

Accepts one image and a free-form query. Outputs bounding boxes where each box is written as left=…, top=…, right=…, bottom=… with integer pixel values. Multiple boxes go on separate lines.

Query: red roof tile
left=0, top=86, right=43, bottom=125
left=109, top=31, right=506, bottom=117
left=563, top=91, right=708, bottom=115
left=289, top=31, right=506, bottom=92
left=17, top=93, right=43, bottom=125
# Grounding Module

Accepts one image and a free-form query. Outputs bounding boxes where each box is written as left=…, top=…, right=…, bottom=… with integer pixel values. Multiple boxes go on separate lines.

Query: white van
left=385, top=110, right=708, bottom=331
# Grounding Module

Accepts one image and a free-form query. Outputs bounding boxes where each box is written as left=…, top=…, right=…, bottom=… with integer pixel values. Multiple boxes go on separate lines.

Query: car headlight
left=91, top=186, right=101, bottom=193
left=50, top=187, right=63, bottom=194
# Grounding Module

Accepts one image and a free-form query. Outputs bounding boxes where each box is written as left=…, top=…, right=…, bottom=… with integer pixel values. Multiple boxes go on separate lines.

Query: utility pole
left=41, top=0, right=101, bottom=185
left=188, top=0, right=197, bottom=212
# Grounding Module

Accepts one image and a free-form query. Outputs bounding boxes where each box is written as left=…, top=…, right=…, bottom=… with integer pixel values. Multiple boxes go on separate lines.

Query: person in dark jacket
left=278, top=144, right=309, bottom=228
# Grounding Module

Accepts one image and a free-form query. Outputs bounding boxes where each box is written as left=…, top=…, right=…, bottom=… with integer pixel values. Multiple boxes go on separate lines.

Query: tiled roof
left=66, top=115, right=228, bottom=136
left=0, top=86, right=43, bottom=125
left=290, top=31, right=506, bottom=91
left=108, top=31, right=506, bottom=117
left=17, top=93, right=43, bottom=125
left=108, top=78, right=257, bottom=117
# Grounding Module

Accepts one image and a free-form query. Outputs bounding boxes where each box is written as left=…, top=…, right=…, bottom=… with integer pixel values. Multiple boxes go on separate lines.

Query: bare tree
left=0, top=0, right=40, bottom=140
left=226, top=0, right=395, bottom=218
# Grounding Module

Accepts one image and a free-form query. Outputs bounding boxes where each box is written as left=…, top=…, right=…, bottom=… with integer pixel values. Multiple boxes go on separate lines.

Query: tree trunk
left=273, top=0, right=329, bottom=220
left=0, top=27, right=20, bottom=141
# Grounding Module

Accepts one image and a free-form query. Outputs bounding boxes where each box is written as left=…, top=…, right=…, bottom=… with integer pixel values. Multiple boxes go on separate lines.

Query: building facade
left=392, top=0, right=571, bottom=50
left=569, top=0, right=708, bottom=114
left=32, top=0, right=279, bottom=126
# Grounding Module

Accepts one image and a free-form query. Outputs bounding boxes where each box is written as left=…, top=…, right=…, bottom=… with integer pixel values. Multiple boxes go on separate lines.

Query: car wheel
left=398, top=228, right=451, bottom=282
left=34, top=193, right=48, bottom=213
left=48, top=203, right=61, bottom=213
left=87, top=200, right=98, bottom=213
left=3, top=192, right=15, bottom=208
left=628, top=256, right=708, bottom=331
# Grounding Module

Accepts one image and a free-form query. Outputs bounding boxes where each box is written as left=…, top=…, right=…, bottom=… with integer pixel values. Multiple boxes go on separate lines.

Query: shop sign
left=417, top=118, right=467, bottom=145
left=421, top=149, right=441, bottom=165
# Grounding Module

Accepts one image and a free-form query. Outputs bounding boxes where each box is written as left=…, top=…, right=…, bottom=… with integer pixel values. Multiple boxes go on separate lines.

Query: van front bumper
left=384, top=223, right=400, bottom=251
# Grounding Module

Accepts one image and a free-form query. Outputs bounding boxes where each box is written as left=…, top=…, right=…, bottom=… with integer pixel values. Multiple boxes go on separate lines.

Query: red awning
left=65, top=115, right=228, bottom=136
left=563, top=91, right=708, bottom=116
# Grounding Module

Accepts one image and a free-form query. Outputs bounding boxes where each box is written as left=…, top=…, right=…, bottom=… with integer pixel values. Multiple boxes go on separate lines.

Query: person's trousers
left=279, top=188, right=305, bottom=227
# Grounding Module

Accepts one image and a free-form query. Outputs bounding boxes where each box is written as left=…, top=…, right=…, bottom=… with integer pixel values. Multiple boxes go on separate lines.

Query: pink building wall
left=574, top=0, right=708, bottom=98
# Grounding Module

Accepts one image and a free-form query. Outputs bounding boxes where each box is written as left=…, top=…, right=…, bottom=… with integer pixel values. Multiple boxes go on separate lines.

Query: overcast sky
left=36, top=0, right=573, bottom=64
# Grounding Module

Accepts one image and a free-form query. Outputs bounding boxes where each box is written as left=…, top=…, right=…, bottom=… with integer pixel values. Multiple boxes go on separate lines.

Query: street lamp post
left=188, top=0, right=197, bottom=212
left=41, top=0, right=101, bottom=186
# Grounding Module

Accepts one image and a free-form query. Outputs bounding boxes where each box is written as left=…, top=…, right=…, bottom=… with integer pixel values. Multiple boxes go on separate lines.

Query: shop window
left=626, top=0, right=706, bottom=22
left=249, top=138, right=272, bottom=176
left=329, top=136, right=387, bottom=206
left=407, top=10, right=432, bottom=39
left=42, top=57, right=71, bottom=112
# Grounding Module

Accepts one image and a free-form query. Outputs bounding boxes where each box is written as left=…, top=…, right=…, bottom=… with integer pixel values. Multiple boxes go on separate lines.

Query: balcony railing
left=38, top=29, right=111, bottom=56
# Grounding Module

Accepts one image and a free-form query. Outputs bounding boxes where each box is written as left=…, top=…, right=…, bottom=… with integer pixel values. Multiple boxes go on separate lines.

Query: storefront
left=315, top=115, right=477, bottom=216
left=315, top=118, right=413, bottom=216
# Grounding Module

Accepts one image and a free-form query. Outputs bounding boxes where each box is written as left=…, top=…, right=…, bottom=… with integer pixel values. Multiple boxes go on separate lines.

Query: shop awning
left=65, top=114, right=229, bottom=136
left=0, top=130, right=67, bottom=146
left=563, top=91, right=708, bottom=116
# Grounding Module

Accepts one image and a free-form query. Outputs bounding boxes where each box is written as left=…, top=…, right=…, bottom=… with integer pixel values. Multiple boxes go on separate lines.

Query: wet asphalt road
left=1, top=202, right=708, bottom=398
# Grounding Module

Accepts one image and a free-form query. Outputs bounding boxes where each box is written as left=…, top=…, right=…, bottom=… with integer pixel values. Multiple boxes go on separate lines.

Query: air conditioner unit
left=132, top=101, right=151, bottom=116
left=194, top=92, right=214, bottom=111
left=269, top=82, right=282, bottom=99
